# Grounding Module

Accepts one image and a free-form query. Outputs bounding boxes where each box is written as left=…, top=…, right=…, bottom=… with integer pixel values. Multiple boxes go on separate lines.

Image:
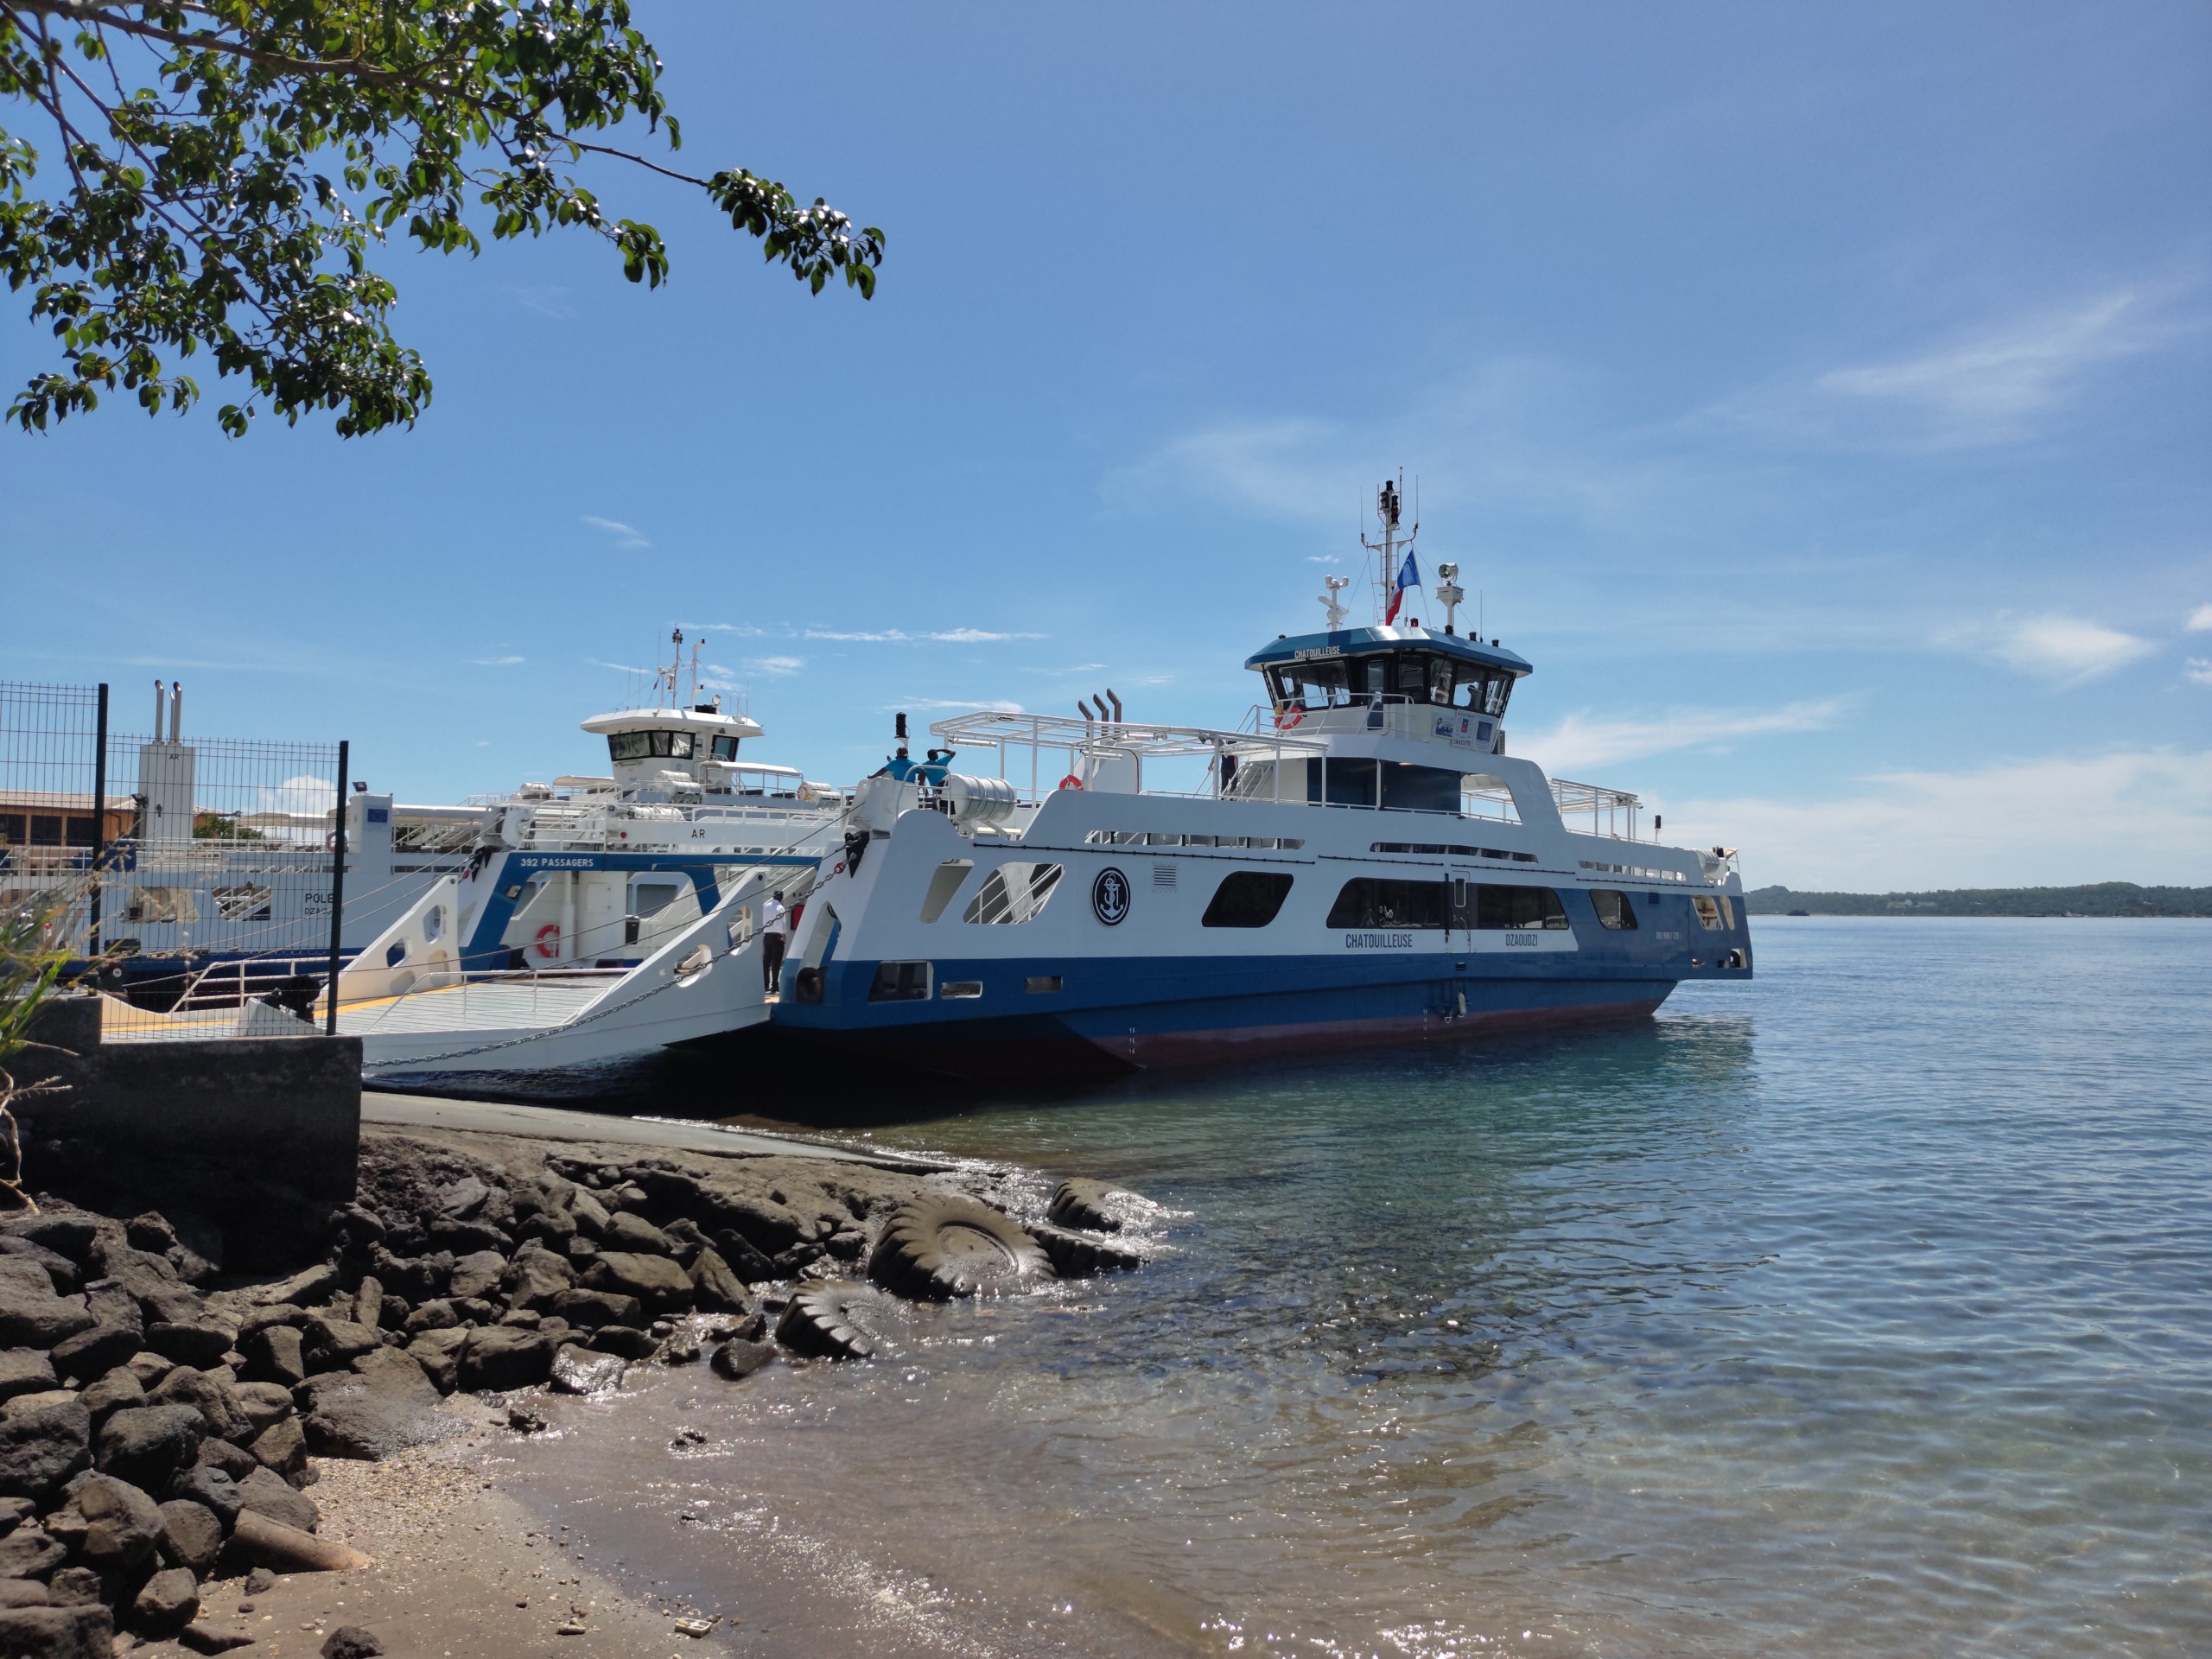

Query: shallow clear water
left=505, top=919, right=2212, bottom=1657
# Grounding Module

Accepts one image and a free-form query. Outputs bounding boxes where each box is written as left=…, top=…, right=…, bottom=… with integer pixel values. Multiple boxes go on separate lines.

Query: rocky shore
left=0, top=1120, right=1149, bottom=1656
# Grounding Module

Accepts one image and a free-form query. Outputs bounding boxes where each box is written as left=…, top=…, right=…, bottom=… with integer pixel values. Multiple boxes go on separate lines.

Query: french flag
left=1383, top=550, right=1419, bottom=625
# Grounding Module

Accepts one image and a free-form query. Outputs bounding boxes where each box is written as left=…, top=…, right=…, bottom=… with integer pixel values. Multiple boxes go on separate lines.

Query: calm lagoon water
left=506, top=918, right=2211, bottom=1657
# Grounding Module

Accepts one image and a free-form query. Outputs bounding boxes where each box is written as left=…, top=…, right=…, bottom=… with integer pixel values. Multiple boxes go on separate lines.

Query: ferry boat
left=772, top=484, right=1753, bottom=1077
left=87, top=639, right=851, bottom=1076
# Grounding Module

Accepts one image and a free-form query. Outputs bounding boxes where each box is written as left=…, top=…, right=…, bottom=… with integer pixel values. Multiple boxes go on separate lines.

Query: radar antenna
left=1319, top=574, right=1351, bottom=630
left=1435, top=563, right=1465, bottom=636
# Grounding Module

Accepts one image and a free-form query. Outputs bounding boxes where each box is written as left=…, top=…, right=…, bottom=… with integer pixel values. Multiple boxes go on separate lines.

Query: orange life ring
left=534, top=924, right=561, bottom=959
left=1058, top=773, right=1084, bottom=791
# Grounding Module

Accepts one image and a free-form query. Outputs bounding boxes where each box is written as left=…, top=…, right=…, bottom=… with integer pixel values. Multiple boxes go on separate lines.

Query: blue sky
left=3, top=2, right=2208, bottom=888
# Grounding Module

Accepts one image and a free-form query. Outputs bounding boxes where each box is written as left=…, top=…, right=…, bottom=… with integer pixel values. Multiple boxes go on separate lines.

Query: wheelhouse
left=1245, top=628, right=1532, bottom=721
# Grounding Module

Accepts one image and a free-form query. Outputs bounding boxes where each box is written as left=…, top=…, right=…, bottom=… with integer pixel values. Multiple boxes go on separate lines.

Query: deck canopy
left=1244, top=627, right=1533, bottom=718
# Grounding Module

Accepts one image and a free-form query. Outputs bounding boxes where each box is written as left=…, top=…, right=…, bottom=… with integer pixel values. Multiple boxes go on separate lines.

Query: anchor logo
left=1091, top=867, right=1131, bottom=926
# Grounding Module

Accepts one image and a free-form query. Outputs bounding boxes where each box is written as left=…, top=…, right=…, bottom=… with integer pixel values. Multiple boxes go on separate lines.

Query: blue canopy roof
left=1243, top=626, right=1532, bottom=677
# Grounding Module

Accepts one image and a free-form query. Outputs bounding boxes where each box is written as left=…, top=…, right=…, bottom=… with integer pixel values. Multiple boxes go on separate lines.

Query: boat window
left=1429, top=658, right=1454, bottom=703
left=1145, top=832, right=1181, bottom=847
left=1268, top=660, right=1354, bottom=709
left=607, top=732, right=652, bottom=762
left=1396, top=656, right=1427, bottom=693
left=1202, top=871, right=1294, bottom=928
left=1379, top=763, right=1462, bottom=814
left=1364, top=659, right=1387, bottom=696
left=1310, top=756, right=1378, bottom=807
left=868, top=961, right=931, bottom=1001
left=919, top=859, right=974, bottom=923
left=1590, top=889, right=1637, bottom=931
left=1325, top=877, right=1449, bottom=930
left=939, top=980, right=983, bottom=1000
left=711, top=735, right=739, bottom=761
left=963, top=862, right=1065, bottom=925
left=1692, top=894, right=1736, bottom=930
left=126, top=887, right=198, bottom=924
left=1475, top=885, right=1569, bottom=930
left=1025, top=975, right=1063, bottom=994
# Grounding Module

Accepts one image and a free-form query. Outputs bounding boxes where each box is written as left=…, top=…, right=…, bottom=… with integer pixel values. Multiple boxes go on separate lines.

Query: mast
left=1359, top=471, right=1418, bottom=623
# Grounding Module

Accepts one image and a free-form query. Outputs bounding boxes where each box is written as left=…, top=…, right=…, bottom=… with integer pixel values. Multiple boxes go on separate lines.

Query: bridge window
left=711, top=735, right=739, bottom=760
left=607, top=730, right=696, bottom=763
left=1203, top=871, right=1294, bottom=928
left=1326, top=877, right=1449, bottom=930
left=1589, top=889, right=1637, bottom=930
left=1476, top=885, right=1569, bottom=930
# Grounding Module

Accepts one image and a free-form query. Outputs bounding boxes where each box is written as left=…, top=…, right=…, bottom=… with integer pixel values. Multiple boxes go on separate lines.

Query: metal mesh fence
left=3, top=680, right=346, bottom=1037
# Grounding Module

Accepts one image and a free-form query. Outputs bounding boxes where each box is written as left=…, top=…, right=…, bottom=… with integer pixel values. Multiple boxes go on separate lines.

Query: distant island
left=1745, top=883, right=2212, bottom=918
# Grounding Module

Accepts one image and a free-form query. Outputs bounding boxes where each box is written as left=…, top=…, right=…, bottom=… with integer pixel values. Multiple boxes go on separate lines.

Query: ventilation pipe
left=170, top=682, right=183, bottom=743
left=1104, top=688, right=1122, bottom=723
left=152, top=679, right=166, bottom=742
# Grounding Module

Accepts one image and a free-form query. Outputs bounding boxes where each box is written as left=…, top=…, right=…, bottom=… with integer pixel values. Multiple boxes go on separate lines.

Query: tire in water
left=867, top=1196, right=1053, bottom=1301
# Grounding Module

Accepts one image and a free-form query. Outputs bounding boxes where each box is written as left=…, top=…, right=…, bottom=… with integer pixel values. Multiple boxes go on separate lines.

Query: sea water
left=504, top=918, right=2212, bottom=1656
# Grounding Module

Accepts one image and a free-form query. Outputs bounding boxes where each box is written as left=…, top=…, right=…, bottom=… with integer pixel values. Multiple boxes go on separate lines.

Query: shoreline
left=2, top=1101, right=1150, bottom=1658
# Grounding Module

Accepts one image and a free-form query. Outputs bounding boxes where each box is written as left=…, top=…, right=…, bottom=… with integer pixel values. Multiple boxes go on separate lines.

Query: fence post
left=89, top=682, right=108, bottom=955
left=324, top=740, right=349, bottom=1033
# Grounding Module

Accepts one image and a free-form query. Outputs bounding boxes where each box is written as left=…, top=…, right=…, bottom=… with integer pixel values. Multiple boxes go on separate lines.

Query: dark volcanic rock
left=228, top=1382, right=295, bottom=1437
left=547, top=1346, right=625, bottom=1395
left=44, top=1566, right=100, bottom=1606
left=298, top=1349, right=443, bottom=1459
left=0, top=1602, right=114, bottom=1656
left=236, top=1465, right=319, bottom=1533
left=0, top=1350, right=57, bottom=1403
left=456, top=1329, right=551, bottom=1393
left=0, top=1262, right=95, bottom=1352
left=400, top=1300, right=461, bottom=1337
left=582, top=1252, right=691, bottom=1314
left=687, top=1249, right=753, bottom=1315
left=658, top=1217, right=709, bottom=1266
left=0, top=1391, right=92, bottom=1501
left=94, top=1403, right=204, bottom=1488
left=132, top=1564, right=200, bottom=1635
left=0, top=1580, right=45, bottom=1608
left=301, top=1318, right=382, bottom=1376
left=588, top=1325, right=658, bottom=1361
left=499, top=1243, right=575, bottom=1313
left=166, top=1465, right=241, bottom=1526
left=321, top=1625, right=385, bottom=1658
left=146, top=1320, right=234, bottom=1370
left=0, top=1526, right=67, bottom=1580
left=90, top=1240, right=201, bottom=1325
left=709, top=1230, right=777, bottom=1285
left=149, top=1368, right=251, bottom=1445
left=159, top=1497, right=224, bottom=1574
left=0, top=1240, right=80, bottom=1296
left=709, top=1338, right=775, bottom=1381
left=547, top=1288, right=643, bottom=1330
left=446, top=1250, right=506, bottom=1302
left=67, top=1473, right=168, bottom=1573
left=250, top=1414, right=308, bottom=1483
left=78, top=1367, right=145, bottom=1425
left=48, top=1323, right=142, bottom=1384
left=1, top=1215, right=99, bottom=1263
left=403, top=1328, right=468, bottom=1395
left=239, top=1324, right=307, bottom=1387
left=603, top=1212, right=674, bottom=1255
left=366, top=1248, right=450, bottom=1305
left=194, top=1438, right=257, bottom=1481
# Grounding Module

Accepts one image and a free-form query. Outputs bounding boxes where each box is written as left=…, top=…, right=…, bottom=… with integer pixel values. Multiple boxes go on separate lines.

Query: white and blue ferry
left=774, top=488, right=1752, bottom=1077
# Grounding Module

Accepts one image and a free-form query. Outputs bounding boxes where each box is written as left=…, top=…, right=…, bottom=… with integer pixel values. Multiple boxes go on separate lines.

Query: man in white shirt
left=761, top=891, right=788, bottom=993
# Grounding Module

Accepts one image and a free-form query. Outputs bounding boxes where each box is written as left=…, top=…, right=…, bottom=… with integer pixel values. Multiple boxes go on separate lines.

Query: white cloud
left=752, top=657, right=804, bottom=677
left=2187, top=604, right=2212, bottom=632
left=1700, top=283, right=2200, bottom=453
left=502, top=285, right=575, bottom=321
left=1993, top=615, right=2154, bottom=684
left=471, top=655, right=525, bottom=667
left=899, top=698, right=1027, bottom=713
left=1517, top=698, right=1847, bottom=775
left=2184, top=658, right=2212, bottom=687
left=582, top=516, right=650, bottom=550
left=1660, top=749, right=2212, bottom=889
left=588, top=657, right=650, bottom=675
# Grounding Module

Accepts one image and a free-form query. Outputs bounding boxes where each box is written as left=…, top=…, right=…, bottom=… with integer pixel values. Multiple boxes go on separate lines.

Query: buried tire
left=867, top=1195, right=1053, bottom=1301
left=1030, top=1220, right=1145, bottom=1278
left=774, top=1282, right=905, bottom=1361
left=1047, top=1178, right=1125, bottom=1234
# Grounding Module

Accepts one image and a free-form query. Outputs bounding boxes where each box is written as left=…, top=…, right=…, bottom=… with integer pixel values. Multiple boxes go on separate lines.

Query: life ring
left=1275, top=706, right=1305, bottom=730
left=534, top=924, right=561, bottom=959
left=1058, top=773, right=1084, bottom=791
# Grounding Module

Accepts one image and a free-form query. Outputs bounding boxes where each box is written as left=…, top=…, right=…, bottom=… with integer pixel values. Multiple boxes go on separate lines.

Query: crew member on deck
left=762, top=890, right=788, bottom=994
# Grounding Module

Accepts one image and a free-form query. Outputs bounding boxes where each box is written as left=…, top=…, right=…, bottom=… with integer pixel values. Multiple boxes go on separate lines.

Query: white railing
left=1549, top=778, right=1644, bottom=841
